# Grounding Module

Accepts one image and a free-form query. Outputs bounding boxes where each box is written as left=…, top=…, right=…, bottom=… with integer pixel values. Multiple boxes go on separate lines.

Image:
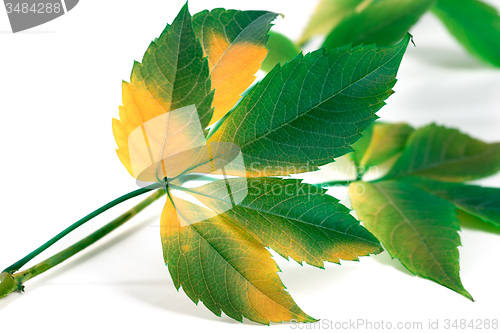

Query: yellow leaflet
left=160, top=195, right=315, bottom=324
left=207, top=35, right=268, bottom=125
left=192, top=10, right=277, bottom=126
left=112, top=77, right=173, bottom=178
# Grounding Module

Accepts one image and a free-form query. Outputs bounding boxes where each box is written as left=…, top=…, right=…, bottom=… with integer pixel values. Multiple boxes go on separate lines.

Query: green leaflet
left=350, top=122, right=414, bottom=168
left=433, top=0, right=500, bottom=67
left=298, top=0, right=363, bottom=46
left=132, top=4, right=214, bottom=128
left=161, top=195, right=315, bottom=324
left=401, top=176, right=500, bottom=229
left=349, top=180, right=472, bottom=300
left=210, top=35, right=410, bottom=177
left=383, top=123, right=500, bottom=182
left=323, top=0, right=435, bottom=49
left=261, top=31, right=301, bottom=72
left=173, top=178, right=382, bottom=268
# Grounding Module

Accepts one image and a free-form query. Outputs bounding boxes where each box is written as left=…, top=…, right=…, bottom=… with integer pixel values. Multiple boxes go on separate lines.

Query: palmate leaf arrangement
left=262, top=0, right=500, bottom=72
left=1, top=2, right=500, bottom=325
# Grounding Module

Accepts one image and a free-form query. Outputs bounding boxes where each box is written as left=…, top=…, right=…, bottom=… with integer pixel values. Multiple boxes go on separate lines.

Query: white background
left=1, top=1, right=500, bottom=332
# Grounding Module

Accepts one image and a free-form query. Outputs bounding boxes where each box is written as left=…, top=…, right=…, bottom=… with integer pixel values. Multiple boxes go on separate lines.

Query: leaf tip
left=458, top=287, right=474, bottom=302
left=410, top=34, right=416, bottom=47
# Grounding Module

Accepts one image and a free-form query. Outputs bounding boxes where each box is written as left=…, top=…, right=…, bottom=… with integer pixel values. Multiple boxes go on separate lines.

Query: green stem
left=2, top=183, right=163, bottom=274
left=11, top=189, right=165, bottom=288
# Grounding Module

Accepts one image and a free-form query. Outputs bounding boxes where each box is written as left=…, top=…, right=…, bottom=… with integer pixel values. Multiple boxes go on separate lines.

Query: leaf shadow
left=371, top=250, right=414, bottom=276
left=407, top=46, right=485, bottom=70
left=122, top=279, right=239, bottom=324
left=276, top=260, right=352, bottom=293
left=458, top=210, right=500, bottom=236
left=272, top=251, right=383, bottom=293
left=0, top=214, right=156, bottom=311
left=0, top=289, right=23, bottom=311
left=25, top=215, right=160, bottom=287
left=0, top=213, right=239, bottom=323
left=0, top=215, right=158, bottom=310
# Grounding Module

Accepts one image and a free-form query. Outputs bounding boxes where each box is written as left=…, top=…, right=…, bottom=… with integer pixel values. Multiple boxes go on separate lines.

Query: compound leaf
left=161, top=195, right=315, bottom=324
left=176, top=177, right=382, bottom=268
left=349, top=180, right=472, bottom=300
left=432, top=0, right=500, bottom=67
left=109, top=4, right=418, bottom=325
left=210, top=35, right=410, bottom=177
left=192, top=9, right=277, bottom=125
left=383, top=124, right=500, bottom=182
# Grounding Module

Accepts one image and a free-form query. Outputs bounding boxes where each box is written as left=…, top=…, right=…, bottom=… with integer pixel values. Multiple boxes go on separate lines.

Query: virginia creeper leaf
left=349, top=180, right=472, bottom=300
left=323, top=0, right=435, bottom=49
left=192, top=9, right=277, bottom=125
left=261, top=31, right=301, bottom=73
left=112, top=4, right=213, bottom=178
left=109, top=4, right=415, bottom=324
left=298, top=0, right=364, bottom=46
left=383, top=124, right=500, bottom=182
left=161, top=195, right=315, bottom=324
left=173, top=177, right=382, bottom=268
left=401, top=176, right=500, bottom=229
left=350, top=122, right=414, bottom=168
left=432, top=0, right=500, bottom=67
left=209, top=35, right=410, bottom=177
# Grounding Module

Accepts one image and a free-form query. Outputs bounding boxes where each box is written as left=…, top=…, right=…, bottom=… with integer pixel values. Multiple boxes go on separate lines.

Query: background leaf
left=161, top=195, right=315, bottom=324
left=176, top=177, right=382, bottom=268
left=113, top=4, right=213, bottom=178
left=350, top=122, right=414, bottom=168
left=349, top=180, right=472, bottom=300
left=192, top=9, right=278, bottom=125
left=402, top=176, right=500, bottom=229
left=383, top=124, right=500, bottom=182
left=210, top=35, right=410, bottom=177
left=432, top=0, right=500, bottom=67
left=261, top=31, right=301, bottom=73
left=323, top=0, right=435, bottom=49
